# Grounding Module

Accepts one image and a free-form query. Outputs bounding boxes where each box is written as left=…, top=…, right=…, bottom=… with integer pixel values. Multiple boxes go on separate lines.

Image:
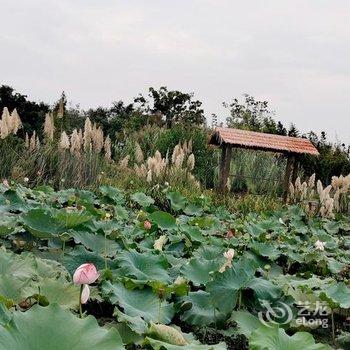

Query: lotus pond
left=0, top=183, right=349, bottom=349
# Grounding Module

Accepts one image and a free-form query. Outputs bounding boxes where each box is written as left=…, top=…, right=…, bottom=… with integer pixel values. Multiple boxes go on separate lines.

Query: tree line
left=0, top=85, right=349, bottom=185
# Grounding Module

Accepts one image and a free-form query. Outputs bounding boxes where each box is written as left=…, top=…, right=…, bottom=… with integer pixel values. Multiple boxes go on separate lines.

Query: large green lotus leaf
left=131, top=192, right=155, bottom=208
left=2, top=189, right=27, bottom=211
left=245, top=223, right=265, bottom=238
left=206, top=261, right=255, bottom=314
left=21, top=209, right=65, bottom=238
left=114, top=322, right=144, bottom=345
left=0, top=249, right=37, bottom=279
left=117, top=250, right=171, bottom=283
left=69, top=230, right=121, bottom=257
left=102, top=282, right=174, bottom=324
left=100, top=185, right=125, bottom=205
left=166, top=191, right=187, bottom=211
left=1, top=248, right=69, bottom=280
left=114, top=205, right=130, bottom=221
left=183, top=204, right=203, bottom=216
left=181, top=225, right=207, bottom=244
left=273, top=275, right=334, bottom=299
left=0, top=249, right=70, bottom=304
left=189, top=216, right=216, bottom=229
left=327, top=258, right=347, bottom=274
left=290, top=219, right=309, bottom=235
left=246, top=278, right=282, bottom=302
left=37, top=278, right=80, bottom=309
left=181, top=258, right=221, bottom=286
left=149, top=211, right=176, bottom=230
left=180, top=291, right=225, bottom=326
left=54, top=209, right=93, bottom=228
left=319, top=282, right=350, bottom=309
left=250, top=242, right=280, bottom=261
left=193, top=245, right=223, bottom=260
left=114, top=308, right=148, bottom=335
left=63, top=246, right=116, bottom=275
left=0, top=275, right=31, bottom=304
left=323, top=220, right=341, bottom=235
left=0, top=304, right=124, bottom=350
left=0, top=303, right=11, bottom=326
left=230, top=311, right=262, bottom=337
left=249, top=324, right=330, bottom=350
left=144, top=337, right=227, bottom=350
left=0, top=215, right=18, bottom=236
left=33, top=252, right=70, bottom=280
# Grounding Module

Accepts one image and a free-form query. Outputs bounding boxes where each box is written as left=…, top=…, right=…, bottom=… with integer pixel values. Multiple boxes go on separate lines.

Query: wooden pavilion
left=209, top=127, right=319, bottom=201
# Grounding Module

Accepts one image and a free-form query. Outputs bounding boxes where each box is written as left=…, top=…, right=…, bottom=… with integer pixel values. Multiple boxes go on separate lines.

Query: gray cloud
left=1, top=0, right=349, bottom=143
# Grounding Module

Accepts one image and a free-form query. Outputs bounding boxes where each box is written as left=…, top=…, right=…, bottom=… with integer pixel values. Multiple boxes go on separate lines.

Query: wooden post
left=218, top=144, right=232, bottom=193
left=291, top=156, right=299, bottom=184
left=282, top=155, right=294, bottom=202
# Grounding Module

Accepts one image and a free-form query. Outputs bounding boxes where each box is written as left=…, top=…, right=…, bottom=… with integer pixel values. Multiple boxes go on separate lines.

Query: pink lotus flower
left=81, top=284, right=90, bottom=304
left=2, top=179, right=9, bottom=188
left=144, top=220, right=152, bottom=230
left=73, top=263, right=99, bottom=317
left=73, top=263, right=100, bottom=285
left=219, top=249, right=235, bottom=273
left=223, top=248, right=235, bottom=260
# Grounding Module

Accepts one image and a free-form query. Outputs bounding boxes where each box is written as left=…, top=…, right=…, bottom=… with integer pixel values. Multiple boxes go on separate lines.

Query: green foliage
left=0, top=304, right=123, bottom=350
left=135, top=86, right=205, bottom=128
left=0, top=183, right=348, bottom=348
left=249, top=325, right=331, bottom=350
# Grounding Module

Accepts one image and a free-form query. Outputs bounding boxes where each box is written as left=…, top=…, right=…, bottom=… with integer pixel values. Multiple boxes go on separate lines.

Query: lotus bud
left=144, top=220, right=152, bottom=230
left=73, top=263, right=99, bottom=285
left=226, top=229, right=234, bottom=239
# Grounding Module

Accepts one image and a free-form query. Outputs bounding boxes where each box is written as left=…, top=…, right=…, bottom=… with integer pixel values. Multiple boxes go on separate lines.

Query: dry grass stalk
left=70, top=129, right=82, bottom=154
left=43, top=112, right=55, bottom=140
left=0, top=107, right=23, bottom=138
left=289, top=173, right=350, bottom=218
left=130, top=140, right=199, bottom=188
left=59, top=131, right=70, bottom=150
left=104, top=135, right=112, bottom=161
left=135, top=142, right=144, bottom=163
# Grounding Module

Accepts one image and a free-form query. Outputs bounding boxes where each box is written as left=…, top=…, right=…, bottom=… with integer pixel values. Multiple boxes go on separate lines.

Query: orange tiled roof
left=209, top=127, right=319, bottom=155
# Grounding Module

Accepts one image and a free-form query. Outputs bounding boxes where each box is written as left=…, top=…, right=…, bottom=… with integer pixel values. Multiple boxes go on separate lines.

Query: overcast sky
left=1, top=0, right=349, bottom=144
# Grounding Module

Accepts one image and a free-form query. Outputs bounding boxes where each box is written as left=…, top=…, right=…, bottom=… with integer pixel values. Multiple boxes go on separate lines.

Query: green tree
left=224, top=94, right=276, bottom=132
left=135, top=87, right=205, bottom=128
